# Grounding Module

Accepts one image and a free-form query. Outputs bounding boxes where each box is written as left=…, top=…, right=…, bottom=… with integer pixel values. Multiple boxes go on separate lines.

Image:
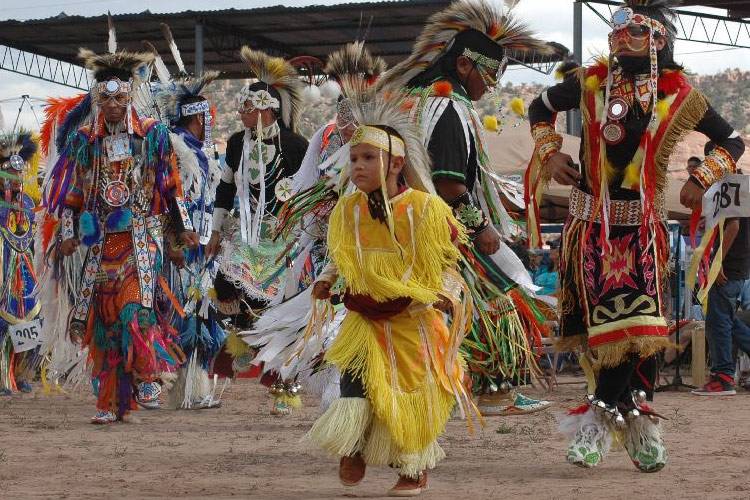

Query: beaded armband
left=449, top=191, right=489, bottom=238
left=531, top=122, right=563, bottom=166
left=61, top=208, right=76, bottom=241
left=692, top=145, right=737, bottom=189
left=174, top=198, right=194, bottom=232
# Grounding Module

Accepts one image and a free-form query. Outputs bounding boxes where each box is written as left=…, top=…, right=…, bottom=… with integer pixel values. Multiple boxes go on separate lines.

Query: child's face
left=350, top=143, right=387, bottom=193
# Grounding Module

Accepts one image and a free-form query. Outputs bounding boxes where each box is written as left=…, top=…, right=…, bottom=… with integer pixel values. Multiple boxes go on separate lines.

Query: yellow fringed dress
left=307, top=188, right=471, bottom=477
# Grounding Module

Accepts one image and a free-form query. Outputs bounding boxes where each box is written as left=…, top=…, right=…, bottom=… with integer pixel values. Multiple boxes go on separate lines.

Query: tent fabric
left=485, top=120, right=750, bottom=222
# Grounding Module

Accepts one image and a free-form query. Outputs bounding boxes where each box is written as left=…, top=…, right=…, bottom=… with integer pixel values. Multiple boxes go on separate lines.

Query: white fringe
left=558, top=407, right=614, bottom=454
left=305, top=397, right=372, bottom=457
left=239, top=287, right=345, bottom=380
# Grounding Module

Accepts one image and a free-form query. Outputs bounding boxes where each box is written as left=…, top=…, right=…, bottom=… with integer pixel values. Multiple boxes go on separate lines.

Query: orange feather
left=40, top=94, right=87, bottom=156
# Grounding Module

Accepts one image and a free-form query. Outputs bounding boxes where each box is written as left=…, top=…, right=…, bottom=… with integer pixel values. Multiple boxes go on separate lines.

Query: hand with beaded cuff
left=532, top=122, right=579, bottom=186
left=681, top=146, right=737, bottom=209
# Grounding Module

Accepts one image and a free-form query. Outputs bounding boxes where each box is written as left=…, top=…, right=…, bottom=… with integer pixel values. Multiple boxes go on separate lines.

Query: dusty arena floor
left=1, top=376, right=749, bottom=500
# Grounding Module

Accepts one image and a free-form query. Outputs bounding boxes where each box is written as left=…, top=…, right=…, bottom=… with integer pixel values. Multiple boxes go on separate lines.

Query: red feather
left=433, top=80, right=453, bottom=97
left=40, top=214, right=58, bottom=252
left=658, top=70, right=688, bottom=96
left=586, top=61, right=609, bottom=82
left=40, top=94, right=87, bottom=156
left=568, top=403, right=591, bottom=415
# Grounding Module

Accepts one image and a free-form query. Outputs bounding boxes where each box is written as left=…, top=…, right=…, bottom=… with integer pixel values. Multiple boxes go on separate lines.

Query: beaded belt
left=569, top=187, right=664, bottom=226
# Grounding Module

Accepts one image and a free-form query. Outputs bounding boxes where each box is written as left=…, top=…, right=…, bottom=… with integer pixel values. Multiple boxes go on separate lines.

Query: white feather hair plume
left=107, top=12, right=117, bottom=54
left=143, top=41, right=171, bottom=84
left=161, top=23, right=186, bottom=75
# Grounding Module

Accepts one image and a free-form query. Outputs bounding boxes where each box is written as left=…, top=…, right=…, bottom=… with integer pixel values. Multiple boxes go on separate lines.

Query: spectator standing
left=692, top=216, right=750, bottom=395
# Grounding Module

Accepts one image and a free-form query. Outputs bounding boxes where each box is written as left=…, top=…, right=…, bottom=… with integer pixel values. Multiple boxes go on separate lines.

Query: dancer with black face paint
left=527, top=0, right=744, bottom=471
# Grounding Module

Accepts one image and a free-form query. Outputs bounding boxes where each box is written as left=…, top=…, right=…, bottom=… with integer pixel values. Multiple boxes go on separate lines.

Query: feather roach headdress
left=77, top=16, right=155, bottom=135
left=324, top=41, right=387, bottom=84
left=324, top=42, right=388, bottom=122
left=78, top=48, right=153, bottom=84
left=77, top=11, right=154, bottom=83
left=237, top=47, right=303, bottom=132
left=0, top=129, right=42, bottom=201
left=0, top=130, right=37, bottom=165
left=379, top=0, right=549, bottom=90
left=152, top=71, right=219, bottom=126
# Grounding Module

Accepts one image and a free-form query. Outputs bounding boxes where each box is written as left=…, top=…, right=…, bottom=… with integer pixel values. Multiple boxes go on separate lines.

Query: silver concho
left=602, top=122, right=625, bottom=145
left=275, top=177, right=294, bottom=202
left=105, top=79, right=120, bottom=93
left=8, top=154, right=25, bottom=171
left=103, top=180, right=130, bottom=207
left=607, top=97, right=629, bottom=121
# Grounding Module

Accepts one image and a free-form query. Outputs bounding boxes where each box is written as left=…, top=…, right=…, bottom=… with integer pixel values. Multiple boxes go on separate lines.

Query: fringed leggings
left=594, top=353, right=658, bottom=406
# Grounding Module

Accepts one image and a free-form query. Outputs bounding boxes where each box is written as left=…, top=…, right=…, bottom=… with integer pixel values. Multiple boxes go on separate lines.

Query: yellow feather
left=623, top=162, right=641, bottom=190
left=224, top=330, right=250, bottom=358
left=509, top=97, right=526, bottom=118
left=267, top=57, right=287, bottom=79
left=483, top=115, right=498, bottom=132
left=585, top=75, right=601, bottom=92
left=24, top=134, right=42, bottom=204
left=656, top=99, right=670, bottom=120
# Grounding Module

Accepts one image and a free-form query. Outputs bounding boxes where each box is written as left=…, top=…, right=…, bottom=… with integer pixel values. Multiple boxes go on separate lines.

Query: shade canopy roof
left=0, top=1, right=565, bottom=80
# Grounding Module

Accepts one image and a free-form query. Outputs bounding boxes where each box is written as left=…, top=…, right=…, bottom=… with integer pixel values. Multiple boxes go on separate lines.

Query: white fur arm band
left=315, top=262, right=339, bottom=285
left=212, top=207, right=229, bottom=232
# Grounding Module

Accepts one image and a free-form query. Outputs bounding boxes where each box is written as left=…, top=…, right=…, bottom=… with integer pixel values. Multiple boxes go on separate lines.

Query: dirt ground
left=1, top=375, right=749, bottom=500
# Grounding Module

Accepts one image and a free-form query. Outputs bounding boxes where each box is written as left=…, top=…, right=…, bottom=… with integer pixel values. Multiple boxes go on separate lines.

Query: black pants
left=213, top=270, right=268, bottom=328
left=340, top=371, right=366, bottom=398
left=594, top=353, right=658, bottom=406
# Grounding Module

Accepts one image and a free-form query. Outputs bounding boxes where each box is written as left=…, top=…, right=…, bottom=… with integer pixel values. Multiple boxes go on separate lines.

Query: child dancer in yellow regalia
left=307, top=87, right=475, bottom=497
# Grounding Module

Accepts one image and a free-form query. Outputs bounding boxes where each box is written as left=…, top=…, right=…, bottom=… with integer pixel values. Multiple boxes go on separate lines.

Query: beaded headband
left=180, top=99, right=210, bottom=117
left=96, top=78, right=132, bottom=96
left=350, top=125, right=405, bottom=157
